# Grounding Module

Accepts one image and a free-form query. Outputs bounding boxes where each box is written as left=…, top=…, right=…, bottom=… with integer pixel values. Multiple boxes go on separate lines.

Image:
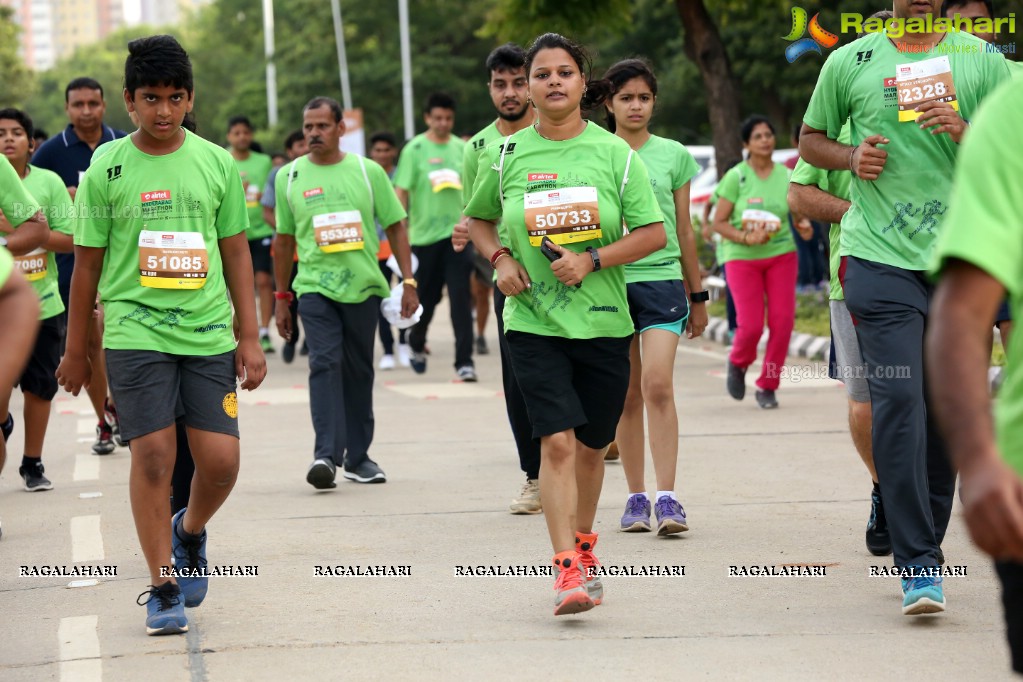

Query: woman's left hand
left=549, top=242, right=593, bottom=287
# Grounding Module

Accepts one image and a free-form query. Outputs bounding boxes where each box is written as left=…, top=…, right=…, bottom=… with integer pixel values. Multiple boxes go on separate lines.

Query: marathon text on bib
left=741, top=209, right=783, bottom=235
left=14, top=248, right=47, bottom=282
left=138, top=230, right=209, bottom=290
left=313, top=211, right=365, bottom=253
left=524, top=186, right=601, bottom=246
left=896, top=56, right=958, bottom=122
left=428, top=169, right=462, bottom=193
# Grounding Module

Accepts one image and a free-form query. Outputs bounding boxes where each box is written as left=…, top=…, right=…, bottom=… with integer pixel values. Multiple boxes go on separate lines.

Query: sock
left=657, top=490, right=677, bottom=502
left=22, top=455, right=41, bottom=469
left=259, top=326, right=268, bottom=338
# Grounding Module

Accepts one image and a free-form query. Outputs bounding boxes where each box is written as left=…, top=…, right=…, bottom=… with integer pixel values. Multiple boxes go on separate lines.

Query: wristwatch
left=586, top=246, right=601, bottom=272
left=402, top=278, right=418, bottom=288
left=689, top=290, right=710, bottom=303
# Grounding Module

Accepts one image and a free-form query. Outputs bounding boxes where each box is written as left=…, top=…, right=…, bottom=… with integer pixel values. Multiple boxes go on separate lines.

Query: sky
left=123, top=0, right=140, bottom=25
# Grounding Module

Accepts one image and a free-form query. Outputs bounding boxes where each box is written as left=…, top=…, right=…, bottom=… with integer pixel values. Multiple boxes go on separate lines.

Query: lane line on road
left=71, top=516, right=105, bottom=563
left=77, top=418, right=94, bottom=435
left=74, top=454, right=100, bottom=482
left=58, top=615, right=101, bottom=682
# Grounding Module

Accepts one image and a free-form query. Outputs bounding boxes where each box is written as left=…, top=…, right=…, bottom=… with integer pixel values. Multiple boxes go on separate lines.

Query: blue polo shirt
left=31, top=123, right=126, bottom=305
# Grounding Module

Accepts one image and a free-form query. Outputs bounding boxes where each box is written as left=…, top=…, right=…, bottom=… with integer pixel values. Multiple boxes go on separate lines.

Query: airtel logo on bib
left=141, top=190, right=172, bottom=202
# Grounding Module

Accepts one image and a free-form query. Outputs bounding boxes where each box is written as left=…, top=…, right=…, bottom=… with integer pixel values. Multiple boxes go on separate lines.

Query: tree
left=0, top=7, right=35, bottom=108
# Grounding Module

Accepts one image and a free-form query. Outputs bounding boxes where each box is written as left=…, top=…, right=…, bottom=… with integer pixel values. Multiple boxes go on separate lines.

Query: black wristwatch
left=586, top=246, right=601, bottom=272
left=690, top=290, right=710, bottom=303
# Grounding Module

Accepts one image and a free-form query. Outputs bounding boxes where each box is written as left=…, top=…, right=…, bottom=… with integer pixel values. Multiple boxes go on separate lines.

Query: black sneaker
left=937, top=548, right=945, bottom=566
left=755, top=389, right=778, bottom=409
left=726, top=360, right=746, bottom=401
left=476, top=336, right=489, bottom=355
left=282, top=342, right=296, bottom=364
left=342, top=458, right=387, bottom=484
left=306, top=458, right=337, bottom=490
left=19, top=461, right=53, bottom=492
left=92, top=421, right=115, bottom=455
left=866, top=483, right=892, bottom=556
left=1, top=412, right=13, bottom=442
left=104, top=398, right=126, bottom=448
left=300, top=341, right=309, bottom=356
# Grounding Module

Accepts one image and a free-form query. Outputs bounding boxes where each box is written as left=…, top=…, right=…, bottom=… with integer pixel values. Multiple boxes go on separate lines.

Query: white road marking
left=79, top=492, right=103, bottom=499
left=58, top=615, right=101, bottom=682
left=67, top=579, right=99, bottom=589
left=77, top=418, right=95, bottom=435
left=384, top=382, right=497, bottom=399
left=71, top=516, right=104, bottom=563
left=73, top=454, right=100, bottom=482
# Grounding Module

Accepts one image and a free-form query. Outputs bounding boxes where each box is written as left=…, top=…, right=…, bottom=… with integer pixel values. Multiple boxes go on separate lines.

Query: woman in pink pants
left=712, top=115, right=809, bottom=409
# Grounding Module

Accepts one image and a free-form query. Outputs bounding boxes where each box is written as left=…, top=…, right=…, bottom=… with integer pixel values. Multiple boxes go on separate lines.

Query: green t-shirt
left=20, top=165, right=74, bottom=319
left=0, top=246, right=11, bottom=287
left=464, top=121, right=501, bottom=208
left=234, top=152, right=273, bottom=240
left=790, top=124, right=852, bottom=301
left=1, top=155, right=41, bottom=226
left=804, top=31, right=1010, bottom=271
left=464, top=123, right=663, bottom=339
left=626, top=135, right=700, bottom=283
left=715, top=161, right=795, bottom=264
left=931, top=80, right=1023, bottom=477
left=275, top=154, right=406, bottom=303
left=74, top=130, right=249, bottom=355
left=1009, top=60, right=1023, bottom=80
left=393, top=133, right=466, bottom=246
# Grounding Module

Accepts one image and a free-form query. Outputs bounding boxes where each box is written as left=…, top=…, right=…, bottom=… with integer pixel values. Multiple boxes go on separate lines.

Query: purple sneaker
left=620, top=494, right=651, bottom=532
left=655, top=495, right=689, bottom=536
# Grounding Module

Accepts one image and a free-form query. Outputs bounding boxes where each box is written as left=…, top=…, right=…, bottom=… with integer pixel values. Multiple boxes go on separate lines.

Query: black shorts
left=626, top=280, right=689, bottom=334
left=996, top=297, right=1012, bottom=326
left=17, top=314, right=64, bottom=401
left=506, top=331, right=631, bottom=449
left=105, top=350, right=240, bottom=441
left=249, top=237, right=273, bottom=274
left=997, top=561, right=1023, bottom=674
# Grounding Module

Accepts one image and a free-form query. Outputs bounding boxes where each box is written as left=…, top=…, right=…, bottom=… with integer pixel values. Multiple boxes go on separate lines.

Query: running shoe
left=476, top=336, right=489, bottom=355
left=260, top=335, right=275, bottom=353
left=342, top=458, right=387, bottom=484
left=509, top=479, right=542, bottom=515
left=456, top=365, right=478, bottom=382
left=575, top=532, right=603, bottom=605
left=307, top=458, right=337, bottom=489
left=603, top=442, right=620, bottom=461
left=1, top=412, right=12, bottom=442
left=654, top=495, right=689, bottom=535
left=397, top=344, right=412, bottom=368
left=727, top=360, right=746, bottom=401
left=902, top=574, right=945, bottom=615
left=282, top=342, right=296, bottom=364
left=379, top=354, right=396, bottom=371
left=300, top=341, right=309, bottom=356
left=866, top=483, right=892, bottom=556
left=171, top=508, right=208, bottom=608
left=755, top=389, right=778, bottom=409
left=19, top=461, right=53, bottom=492
left=410, top=351, right=427, bottom=374
left=92, top=420, right=115, bottom=455
left=137, top=583, right=188, bottom=635
left=104, top=398, right=126, bottom=448
left=620, top=493, right=651, bottom=532
left=552, top=551, right=594, bottom=616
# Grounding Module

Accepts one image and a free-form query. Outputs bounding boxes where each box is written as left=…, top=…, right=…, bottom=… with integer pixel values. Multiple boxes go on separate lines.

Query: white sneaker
left=510, top=479, right=542, bottom=515
left=397, top=344, right=412, bottom=368
left=379, top=354, right=396, bottom=371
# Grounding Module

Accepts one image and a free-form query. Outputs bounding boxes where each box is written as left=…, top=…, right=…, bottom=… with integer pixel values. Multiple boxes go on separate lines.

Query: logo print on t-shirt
left=141, top=190, right=174, bottom=218
left=106, top=165, right=122, bottom=182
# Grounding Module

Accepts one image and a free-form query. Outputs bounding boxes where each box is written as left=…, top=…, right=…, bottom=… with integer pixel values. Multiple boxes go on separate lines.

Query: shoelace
left=520, top=481, right=538, bottom=497
left=905, top=575, right=941, bottom=592
left=175, top=527, right=208, bottom=573
left=136, top=585, right=180, bottom=612
left=554, top=563, right=584, bottom=590
left=655, top=497, right=682, bottom=518
left=625, top=495, right=648, bottom=517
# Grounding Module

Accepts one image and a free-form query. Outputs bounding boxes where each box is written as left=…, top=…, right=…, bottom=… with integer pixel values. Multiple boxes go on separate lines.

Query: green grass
left=704, top=291, right=830, bottom=338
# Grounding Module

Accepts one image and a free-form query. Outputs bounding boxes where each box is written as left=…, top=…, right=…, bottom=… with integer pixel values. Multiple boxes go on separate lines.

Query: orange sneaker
left=576, top=531, right=603, bottom=605
left=552, top=550, right=594, bottom=616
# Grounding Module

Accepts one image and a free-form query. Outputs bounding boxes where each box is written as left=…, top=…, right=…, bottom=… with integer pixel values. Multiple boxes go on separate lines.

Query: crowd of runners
left=2, top=0, right=1023, bottom=673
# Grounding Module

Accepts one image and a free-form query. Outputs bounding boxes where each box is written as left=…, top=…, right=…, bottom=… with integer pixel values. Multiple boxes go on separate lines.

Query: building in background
left=2, top=0, right=123, bottom=70
left=137, top=0, right=208, bottom=27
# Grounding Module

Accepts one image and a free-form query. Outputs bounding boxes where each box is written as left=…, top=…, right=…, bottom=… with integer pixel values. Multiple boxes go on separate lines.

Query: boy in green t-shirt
left=0, top=108, right=75, bottom=494
left=227, top=115, right=275, bottom=353
left=56, top=35, right=267, bottom=636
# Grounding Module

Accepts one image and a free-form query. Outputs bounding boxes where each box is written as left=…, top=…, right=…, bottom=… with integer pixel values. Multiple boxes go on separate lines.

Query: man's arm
left=44, top=230, right=74, bottom=253
left=1, top=211, right=50, bottom=255
left=271, top=233, right=296, bottom=342
left=55, top=245, right=104, bottom=395
left=263, top=205, right=276, bottom=230
left=787, top=182, right=850, bottom=225
left=393, top=187, right=409, bottom=213
left=220, top=232, right=267, bottom=390
left=0, top=269, right=40, bottom=395
left=800, top=125, right=890, bottom=181
left=928, top=259, right=1023, bottom=561
left=383, top=220, right=420, bottom=318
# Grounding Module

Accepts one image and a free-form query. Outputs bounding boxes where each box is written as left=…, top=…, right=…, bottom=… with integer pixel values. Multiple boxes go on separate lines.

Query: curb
left=705, top=316, right=830, bottom=362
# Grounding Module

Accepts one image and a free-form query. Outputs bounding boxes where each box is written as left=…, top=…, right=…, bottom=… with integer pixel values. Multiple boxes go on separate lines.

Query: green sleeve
left=73, top=164, right=111, bottom=247
left=274, top=161, right=296, bottom=237
left=462, top=146, right=479, bottom=208
left=790, top=157, right=829, bottom=191
left=932, top=82, right=1023, bottom=299
left=216, top=156, right=249, bottom=240
left=715, top=166, right=741, bottom=204
left=371, top=163, right=407, bottom=228
left=0, top=247, right=11, bottom=286
left=674, top=145, right=700, bottom=191
left=393, top=144, right=416, bottom=191
left=803, top=51, right=848, bottom=138
left=620, top=154, right=663, bottom=228
left=1, top=157, right=40, bottom=227
left=463, top=148, right=502, bottom=222
left=44, top=173, right=74, bottom=236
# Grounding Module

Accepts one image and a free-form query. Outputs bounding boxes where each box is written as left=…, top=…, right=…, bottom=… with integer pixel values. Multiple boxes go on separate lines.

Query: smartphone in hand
left=540, top=236, right=581, bottom=289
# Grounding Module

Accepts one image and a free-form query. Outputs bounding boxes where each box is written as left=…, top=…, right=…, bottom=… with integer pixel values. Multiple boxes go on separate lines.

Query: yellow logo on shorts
left=222, top=392, right=238, bottom=419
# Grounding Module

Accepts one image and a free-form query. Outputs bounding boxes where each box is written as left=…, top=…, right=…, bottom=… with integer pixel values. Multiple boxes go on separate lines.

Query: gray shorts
left=105, top=350, right=240, bottom=441
left=829, top=300, right=870, bottom=403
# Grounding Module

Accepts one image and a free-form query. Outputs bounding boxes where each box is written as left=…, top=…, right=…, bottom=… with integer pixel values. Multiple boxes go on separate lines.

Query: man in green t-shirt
left=928, top=78, right=1023, bottom=674
left=274, top=97, right=418, bottom=490
left=55, top=35, right=266, bottom=637
left=1, top=108, right=75, bottom=493
left=228, top=115, right=276, bottom=353
left=800, top=0, right=1010, bottom=615
left=393, top=92, right=474, bottom=381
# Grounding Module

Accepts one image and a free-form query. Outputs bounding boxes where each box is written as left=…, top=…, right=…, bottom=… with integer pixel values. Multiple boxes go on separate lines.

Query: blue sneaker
left=410, top=350, right=427, bottom=374
left=620, top=493, right=651, bottom=532
left=137, top=583, right=188, bottom=635
left=654, top=495, right=689, bottom=536
left=902, top=573, right=945, bottom=615
left=171, top=508, right=208, bottom=608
